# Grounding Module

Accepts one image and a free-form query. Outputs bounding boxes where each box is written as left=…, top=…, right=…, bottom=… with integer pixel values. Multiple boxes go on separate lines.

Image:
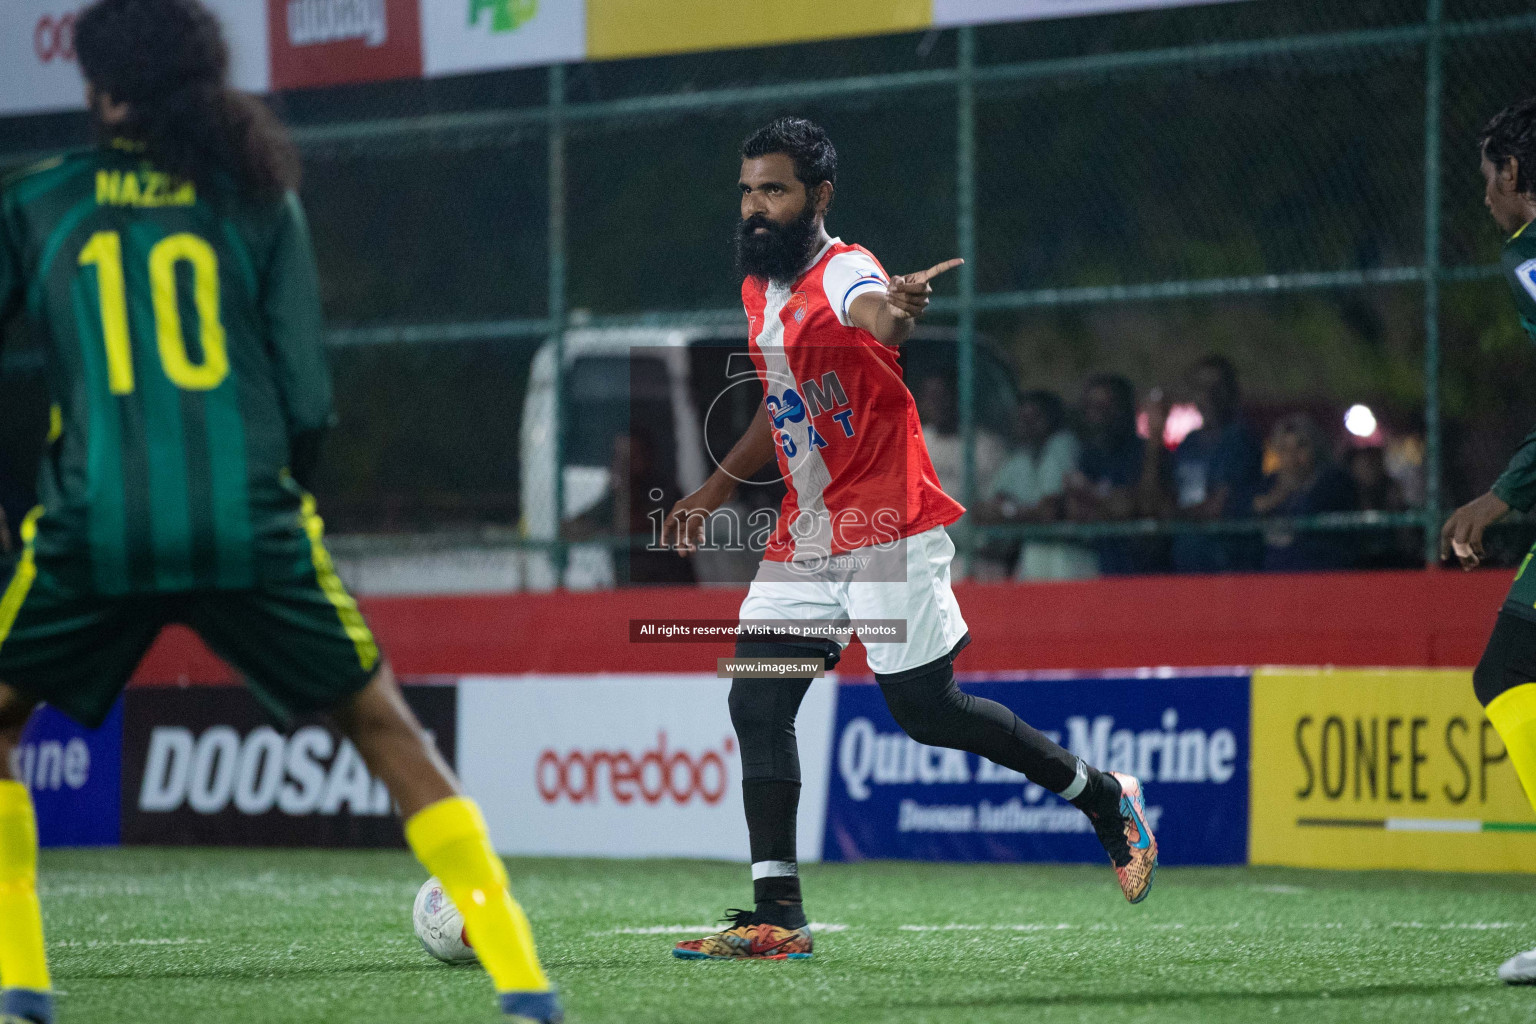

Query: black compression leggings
left=729, top=638, right=1077, bottom=793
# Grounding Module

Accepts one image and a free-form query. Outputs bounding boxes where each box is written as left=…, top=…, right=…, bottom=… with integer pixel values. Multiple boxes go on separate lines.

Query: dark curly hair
left=1481, top=96, right=1536, bottom=198
left=75, top=0, right=299, bottom=200
left=741, top=117, right=838, bottom=191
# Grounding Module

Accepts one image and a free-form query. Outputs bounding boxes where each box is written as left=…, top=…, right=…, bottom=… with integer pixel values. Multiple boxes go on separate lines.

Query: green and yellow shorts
left=0, top=501, right=380, bottom=730
left=1505, top=540, right=1536, bottom=625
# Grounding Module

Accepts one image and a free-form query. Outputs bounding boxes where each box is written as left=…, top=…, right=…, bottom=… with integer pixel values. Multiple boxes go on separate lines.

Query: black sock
left=753, top=899, right=808, bottom=929
left=1069, top=765, right=1122, bottom=820
left=743, top=779, right=802, bottom=905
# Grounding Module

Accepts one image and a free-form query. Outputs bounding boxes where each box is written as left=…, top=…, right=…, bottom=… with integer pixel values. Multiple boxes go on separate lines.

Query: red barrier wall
left=133, top=569, right=1514, bottom=684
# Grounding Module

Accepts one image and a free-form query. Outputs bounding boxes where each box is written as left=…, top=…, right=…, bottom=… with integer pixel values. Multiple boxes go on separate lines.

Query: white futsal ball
left=413, top=877, right=477, bottom=963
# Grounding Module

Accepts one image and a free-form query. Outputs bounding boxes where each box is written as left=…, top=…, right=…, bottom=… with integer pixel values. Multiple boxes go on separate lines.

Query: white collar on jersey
left=765, top=237, right=842, bottom=291
left=799, top=236, right=840, bottom=276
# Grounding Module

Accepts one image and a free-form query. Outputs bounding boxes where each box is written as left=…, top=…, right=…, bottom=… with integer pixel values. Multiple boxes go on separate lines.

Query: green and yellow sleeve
left=263, top=192, right=333, bottom=433
left=262, top=191, right=333, bottom=483
left=1494, top=430, right=1536, bottom=512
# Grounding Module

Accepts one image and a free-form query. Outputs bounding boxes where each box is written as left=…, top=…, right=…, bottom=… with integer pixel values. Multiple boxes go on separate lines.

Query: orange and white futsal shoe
left=1092, top=772, right=1158, bottom=904
left=672, top=909, right=813, bottom=961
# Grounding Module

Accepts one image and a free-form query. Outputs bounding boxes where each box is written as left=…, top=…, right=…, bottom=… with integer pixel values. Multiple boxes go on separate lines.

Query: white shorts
left=737, top=525, right=970, bottom=677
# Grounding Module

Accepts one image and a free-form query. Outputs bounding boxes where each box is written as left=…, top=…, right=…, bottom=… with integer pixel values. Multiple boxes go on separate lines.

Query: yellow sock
left=0, top=781, right=50, bottom=993
left=405, top=796, right=549, bottom=993
left=1487, top=682, right=1536, bottom=815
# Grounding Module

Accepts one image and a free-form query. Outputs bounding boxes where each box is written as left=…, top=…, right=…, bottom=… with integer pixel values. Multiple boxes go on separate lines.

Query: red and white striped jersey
left=743, top=238, right=964, bottom=562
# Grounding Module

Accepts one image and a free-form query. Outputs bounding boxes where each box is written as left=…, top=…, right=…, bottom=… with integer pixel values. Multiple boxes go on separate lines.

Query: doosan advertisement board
left=120, top=683, right=456, bottom=847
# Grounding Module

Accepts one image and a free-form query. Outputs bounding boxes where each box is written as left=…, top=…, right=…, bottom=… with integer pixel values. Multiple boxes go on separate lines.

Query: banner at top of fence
left=0, top=0, right=1250, bottom=117
left=2, top=0, right=267, bottom=117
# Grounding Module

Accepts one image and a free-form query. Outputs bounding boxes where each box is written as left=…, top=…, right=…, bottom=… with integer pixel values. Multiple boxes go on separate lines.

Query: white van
left=518, top=325, right=1022, bottom=590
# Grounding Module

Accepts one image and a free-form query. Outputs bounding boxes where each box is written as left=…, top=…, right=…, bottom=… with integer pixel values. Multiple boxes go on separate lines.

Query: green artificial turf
left=30, top=848, right=1536, bottom=1024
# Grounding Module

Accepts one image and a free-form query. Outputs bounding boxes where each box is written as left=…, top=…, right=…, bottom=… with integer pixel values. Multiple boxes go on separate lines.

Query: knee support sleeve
left=728, top=639, right=826, bottom=782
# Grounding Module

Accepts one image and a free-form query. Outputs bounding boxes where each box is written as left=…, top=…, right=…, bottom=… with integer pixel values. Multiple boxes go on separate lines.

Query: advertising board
left=824, top=672, right=1250, bottom=865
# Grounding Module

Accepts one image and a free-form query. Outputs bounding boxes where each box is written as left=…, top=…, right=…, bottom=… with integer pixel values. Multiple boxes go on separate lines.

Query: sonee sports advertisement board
left=1249, top=668, right=1536, bottom=873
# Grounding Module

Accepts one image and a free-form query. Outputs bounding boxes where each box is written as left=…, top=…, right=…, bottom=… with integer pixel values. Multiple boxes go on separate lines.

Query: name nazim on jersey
left=96, top=169, right=196, bottom=209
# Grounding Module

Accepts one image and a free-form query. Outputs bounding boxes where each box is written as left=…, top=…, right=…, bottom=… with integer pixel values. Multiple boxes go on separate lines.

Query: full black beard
left=735, top=201, right=819, bottom=283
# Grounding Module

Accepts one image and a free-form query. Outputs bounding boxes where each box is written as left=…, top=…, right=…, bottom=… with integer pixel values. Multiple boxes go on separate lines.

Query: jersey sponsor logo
left=137, top=724, right=395, bottom=818
left=33, top=12, right=76, bottom=64
left=765, top=387, right=806, bottom=429
left=535, top=732, right=733, bottom=806
left=785, top=291, right=809, bottom=324
left=469, top=0, right=538, bottom=34
left=800, top=370, right=849, bottom=417
left=766, top=387, right=831, bottom=458
left=1517, top=258, right=1536, bottom=306
left=268, top=0, right=422, bottom=90
left=766, top=375, right=855, bottom=458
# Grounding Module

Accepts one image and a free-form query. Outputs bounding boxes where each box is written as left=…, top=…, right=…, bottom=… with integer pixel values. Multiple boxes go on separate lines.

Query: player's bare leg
left=0, top=683, right=51, bottom=1024
left=332, top=665, right=563, bottom=1023
left=330, top=663, right=457, bottom=818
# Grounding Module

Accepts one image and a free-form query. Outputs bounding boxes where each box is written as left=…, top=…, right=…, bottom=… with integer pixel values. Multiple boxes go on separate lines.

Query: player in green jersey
left=0, top=3, right=561, bottom=1022
left=1439, top=96, right=1536, bottom=986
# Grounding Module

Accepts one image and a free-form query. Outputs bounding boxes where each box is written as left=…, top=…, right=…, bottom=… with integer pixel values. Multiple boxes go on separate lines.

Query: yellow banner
left=587, top=1, right=933, bottom=62
left=1250, top=668, right=1536, bottom=873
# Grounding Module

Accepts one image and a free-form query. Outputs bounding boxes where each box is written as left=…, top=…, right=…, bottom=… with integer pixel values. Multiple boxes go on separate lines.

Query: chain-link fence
left=4, top=0, right=1536, bottom=583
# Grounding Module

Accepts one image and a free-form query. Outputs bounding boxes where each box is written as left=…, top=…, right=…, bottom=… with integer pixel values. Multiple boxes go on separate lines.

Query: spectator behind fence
left=915, top=374, right=1005, bottom=506
left=1254, top=413, right=1358, bottom=572
left=1141, top=355, right=1264, bottom=573
left=1350, top=445, right=1419, bottom=569
left=979, top=390, right=1098, bottom=581
left=564, top=430, right=696, bottom=586
left=1064, top=373, right=1162, bottom=575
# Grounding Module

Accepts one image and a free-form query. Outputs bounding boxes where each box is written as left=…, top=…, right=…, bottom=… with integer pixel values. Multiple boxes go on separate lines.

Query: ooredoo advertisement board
left=456, top=674, right=836, bottom=861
